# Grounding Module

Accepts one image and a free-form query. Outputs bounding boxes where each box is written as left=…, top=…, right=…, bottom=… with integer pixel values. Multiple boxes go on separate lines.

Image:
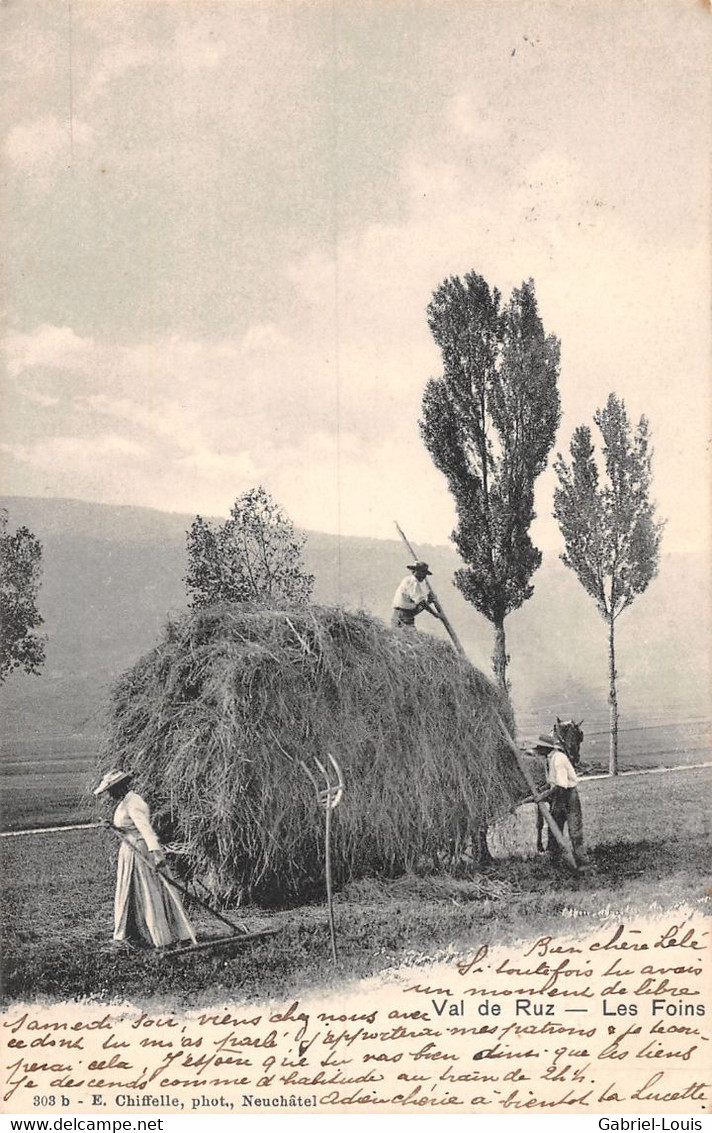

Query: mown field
left=2, top=766, right=709, bottom=1008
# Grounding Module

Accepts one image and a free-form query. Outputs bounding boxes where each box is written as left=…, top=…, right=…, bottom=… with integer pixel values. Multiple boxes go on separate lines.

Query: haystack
left=101, top=604, right=529, bottom=906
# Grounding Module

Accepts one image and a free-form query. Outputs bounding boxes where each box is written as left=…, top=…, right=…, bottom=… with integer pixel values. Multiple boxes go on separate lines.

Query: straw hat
left=536, top=734, right=563, bottom=752
left=407, top=561, right=432, bottom=575
left=94, top=768, right=132, bottom=796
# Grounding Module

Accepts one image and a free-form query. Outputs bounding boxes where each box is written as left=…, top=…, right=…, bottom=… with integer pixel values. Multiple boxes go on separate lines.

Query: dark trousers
left=548, top=787, right=588, bottom=866
left=391, top=608, right=416, bottom=628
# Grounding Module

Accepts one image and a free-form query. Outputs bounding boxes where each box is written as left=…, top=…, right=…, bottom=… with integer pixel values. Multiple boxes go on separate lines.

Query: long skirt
left=114, top=837, right=197, bottom=948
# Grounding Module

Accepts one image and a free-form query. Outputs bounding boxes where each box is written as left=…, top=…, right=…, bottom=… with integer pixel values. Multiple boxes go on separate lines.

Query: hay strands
left=104, top=825, right=280, bottom=951
left=107, top=604, right=520, bottom=905
left=394, top=520, right=465, bottom=656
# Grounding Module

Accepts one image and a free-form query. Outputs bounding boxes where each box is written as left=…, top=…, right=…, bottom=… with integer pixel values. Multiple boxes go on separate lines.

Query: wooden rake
left=104, top=825, right=280, bottom=954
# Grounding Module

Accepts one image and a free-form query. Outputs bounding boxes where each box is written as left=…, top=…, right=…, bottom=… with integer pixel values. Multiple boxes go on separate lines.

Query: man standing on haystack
left=391, top=561, right=441, bottom=629
left=538, top=733, right=590, bottom=870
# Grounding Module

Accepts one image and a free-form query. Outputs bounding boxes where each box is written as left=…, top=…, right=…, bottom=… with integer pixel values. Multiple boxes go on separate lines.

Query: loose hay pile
left=102, top=604, right=529, bottom=906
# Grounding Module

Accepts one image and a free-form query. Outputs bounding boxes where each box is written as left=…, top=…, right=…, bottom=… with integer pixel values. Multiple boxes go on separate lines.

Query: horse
left=534, top=717, right=584, bottom=852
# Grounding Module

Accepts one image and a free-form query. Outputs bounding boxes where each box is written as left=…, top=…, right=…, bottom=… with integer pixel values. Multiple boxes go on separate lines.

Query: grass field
left=2, top=765, right=709, bottom=1008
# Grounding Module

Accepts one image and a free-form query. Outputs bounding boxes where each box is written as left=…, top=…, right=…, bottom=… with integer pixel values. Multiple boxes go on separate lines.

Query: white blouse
left=547, top=750, right=579, bottom=789
left=113, top=790, right=161, bottom=852
left=392, top=575, right=430, bottom=610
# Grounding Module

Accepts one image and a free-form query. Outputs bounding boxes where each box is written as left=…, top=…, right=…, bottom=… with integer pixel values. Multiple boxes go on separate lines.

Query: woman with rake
left=94, top=768, right=197, bottom=950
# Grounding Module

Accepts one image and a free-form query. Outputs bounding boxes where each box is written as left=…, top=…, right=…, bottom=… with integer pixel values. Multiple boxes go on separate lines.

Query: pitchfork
left=268, top=730, right=346, bottom=964
left=300, top=753, right=345, bottom=964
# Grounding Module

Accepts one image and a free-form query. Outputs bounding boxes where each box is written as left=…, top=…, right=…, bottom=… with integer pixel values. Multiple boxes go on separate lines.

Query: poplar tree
left=553, top=394, right=664, bottom=774
left=420, top=273, right=560, bottom=695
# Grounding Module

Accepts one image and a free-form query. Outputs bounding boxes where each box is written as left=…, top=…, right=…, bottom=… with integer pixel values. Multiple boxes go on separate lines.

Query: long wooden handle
left=324, top=799, right=337, bottom=964
left=394, top=521, right=466, bottom=656
left=494, top=712, right=579, bottom=873
left=106, top=826, right=245, bottom=934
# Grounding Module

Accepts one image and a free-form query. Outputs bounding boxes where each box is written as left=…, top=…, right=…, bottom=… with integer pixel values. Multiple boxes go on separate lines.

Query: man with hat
left=536, top=733, right=589, bottom=869
left=391, top=561, right=441, bottom=629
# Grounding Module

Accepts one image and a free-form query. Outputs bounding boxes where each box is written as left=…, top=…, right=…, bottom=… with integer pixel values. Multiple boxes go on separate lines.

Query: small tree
left=553, top=394, right=664, bottom=774
left=185, top=486, right=314, bottom=608
left=0, top=509, right=45, bottom=683
left=420, top=272, right=561, bottom=694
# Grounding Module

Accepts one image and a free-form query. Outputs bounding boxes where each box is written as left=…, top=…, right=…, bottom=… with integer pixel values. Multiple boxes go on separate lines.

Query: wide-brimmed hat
left=94, top=768, right=132, bottom=796
left=536, top=734, right=563, bottom=751
left=407, top=561, right=432, bottom=575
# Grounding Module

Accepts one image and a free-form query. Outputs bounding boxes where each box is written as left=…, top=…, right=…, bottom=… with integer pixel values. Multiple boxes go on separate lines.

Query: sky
left=2, top=0, right=710, bottom=553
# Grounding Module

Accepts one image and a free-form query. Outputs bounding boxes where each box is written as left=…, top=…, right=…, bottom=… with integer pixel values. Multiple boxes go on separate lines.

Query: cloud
left=4, top=114, right=93, bottom=173
left=3, top=108, right=708, bottom=550
left=275, top=139, right=709, bottom=547
left=20, top=389, right=61, bottom=408
left=172, top=19, right=228, bottom=71
left=86, top=41, right=158, bottom=101
left=81, top=16, right=225, bottom=105
left=4, top=325, right=95, bottom=379
left=2, top=432, right=146, bottom=471
left=176, top=448, right=257, bottom=479
left=444, top=94, right=503, bottom=143
left=76, top=394, right=205, bottom=454
left=2, top=0, right=708, bottom=551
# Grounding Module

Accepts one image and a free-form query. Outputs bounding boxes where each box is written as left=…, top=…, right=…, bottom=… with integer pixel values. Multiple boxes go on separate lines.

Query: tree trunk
left=478, top=618, right=510, bottom=869
left=608, top=614, right=619, bottom=776
left=492, top=619, right=509, bottom=697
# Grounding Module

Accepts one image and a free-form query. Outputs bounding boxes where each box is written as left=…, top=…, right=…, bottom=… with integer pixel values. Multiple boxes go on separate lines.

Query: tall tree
left=420, top=273, right=561, bottom=694
left=185, top=486, right=314, bottom=608
left=0, top=508, right=45, bottom=683
left=553, top=394, right=664, bottom=774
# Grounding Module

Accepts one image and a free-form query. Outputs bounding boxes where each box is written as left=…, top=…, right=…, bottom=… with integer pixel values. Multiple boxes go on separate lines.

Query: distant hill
left=1, top=495, right=710, bottom=759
